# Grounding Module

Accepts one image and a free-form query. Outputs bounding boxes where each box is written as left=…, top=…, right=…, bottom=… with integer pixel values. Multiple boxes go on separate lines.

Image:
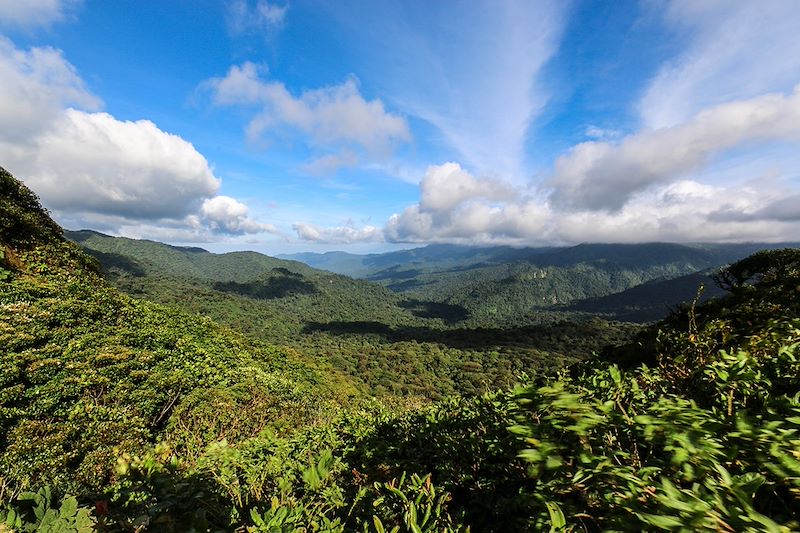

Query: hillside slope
left=65, top=230, right=424, bottom=340
left=0, top=167, right=354, bottom=499
left=565, top=270, right=726, bottom=322
left=68, top=230, right=319, bottom=282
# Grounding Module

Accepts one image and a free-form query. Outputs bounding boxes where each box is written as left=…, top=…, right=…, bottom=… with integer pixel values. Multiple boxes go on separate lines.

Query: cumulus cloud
left=204, top=62, right=411, bottom=157
left=384, top=162, right=800, bottom=245
left=292, top=222, right=383, bottom=244
left=0, top=0, right=80, bottom=29
left=226, top=0, right=287, bottom=36
left=418, top=162, right=516, bottom=213
left=0, top=37, right=100, bottom=142
left=16, top=110, right=221, bottom=219
left=641, top=0, right=800, bottom=129
left=385, top=163, right=548, bottom=243
left=0, top=38, right=272, bottom=240
left=200, top=196, right=278, bottom=234
left=548, top=86, right=800, bottom=211
left=386, top=200, right=550, bottom=244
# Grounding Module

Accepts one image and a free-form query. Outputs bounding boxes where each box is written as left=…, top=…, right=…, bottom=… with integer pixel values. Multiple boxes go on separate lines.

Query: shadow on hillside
left=213, top=268, right=318, bottom=299
left=367, top=267, right=423, bottom=281
left=384, top=279, right=437, bottom=292
left=85, top=250, right=147, bottom=277
left=563, top=273, right=724, bottom=323
left=302, top=319, right=632, bottom=356
left=399, top=298, right=470, bottom=324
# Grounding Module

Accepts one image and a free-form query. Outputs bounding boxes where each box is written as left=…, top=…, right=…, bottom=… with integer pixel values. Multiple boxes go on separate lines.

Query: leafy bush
left=0, top=486, right=95, bottom=532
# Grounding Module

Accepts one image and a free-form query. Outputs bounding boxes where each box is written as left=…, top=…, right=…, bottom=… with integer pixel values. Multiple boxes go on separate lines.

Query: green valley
left=63, top=229, right=640, bottom=399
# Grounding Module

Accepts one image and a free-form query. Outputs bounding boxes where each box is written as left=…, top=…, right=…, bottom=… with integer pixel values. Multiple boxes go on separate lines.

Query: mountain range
left=283, top=241, right=795, bottom=324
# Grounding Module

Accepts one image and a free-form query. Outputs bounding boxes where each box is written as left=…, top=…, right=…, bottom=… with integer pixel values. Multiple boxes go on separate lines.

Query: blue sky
left=1, top=0, right=799, bottom=254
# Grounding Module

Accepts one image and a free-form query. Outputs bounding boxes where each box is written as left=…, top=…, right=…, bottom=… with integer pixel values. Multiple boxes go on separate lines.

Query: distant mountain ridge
left=67, top=229, right=318, bottom=282
left=282, top=241, right=798, bottom=325
left=279, top=243, right=559, bottom=276
left=281, top=241, right=797, bottom=280
left=68, top=230, right=798, bottom=327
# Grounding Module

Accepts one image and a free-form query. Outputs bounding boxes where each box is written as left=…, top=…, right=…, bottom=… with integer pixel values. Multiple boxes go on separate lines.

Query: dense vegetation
left=2, top=167, right=799, bottom=531
left=565, top=270, right=725, bottom=322
left=66, top=230, right=637, bottom=398
left=283, top=242, right=793, bottom=326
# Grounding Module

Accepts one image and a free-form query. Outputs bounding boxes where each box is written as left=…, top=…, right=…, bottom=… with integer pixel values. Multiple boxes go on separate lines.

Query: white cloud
left=15, top=110, right=221, bottom=219
left=385, top=162, right=800, bottom=245
left=200, top=196, right=278, bottom=234
left=548, top=86, right=800, bottom=211
left=386, top=163, right=547, bottom=243
left=0, top=36, right=100, bottom=142
left=292, top=222, right=383, bottom=244
left=300, top=151, right=359, bottom=176
left=641, top=0, right=800, bottom=129
left=0, top=0, right=80, bottom=29
left=0, top=38, right=273, bottom=241
left=418, top=162, right=515, bottom=213
left=550, top=180, right=800, bottom=243
left=709, top=193, right=800, bottom=224
left=227, top=0, right=287, bottom=36
left=205, top=62, right=411, bottom=157
left=386, top=200, right=550, bottom=244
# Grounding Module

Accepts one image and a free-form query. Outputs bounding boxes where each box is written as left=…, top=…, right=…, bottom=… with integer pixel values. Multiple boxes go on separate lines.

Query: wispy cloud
left=300, top=151, right=358, bottom=177
left=0, top=0, right=81, bottom=29
left=329, top=0, right=569, bottom=181
left=226, top=0, right=287, bottom=36
left=640, top=0, right=800, bottom=129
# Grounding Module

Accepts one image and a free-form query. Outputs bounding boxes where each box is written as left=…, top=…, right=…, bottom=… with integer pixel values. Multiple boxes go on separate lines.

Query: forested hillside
left=65, top=229, right=421, bottom=337
left=2, top=167, right=799, bottom=531
left=285, top=242, right=795, bottom=327
left=66, top=230, right=638, bottom=398
left=564, top=270, right=725, bottom=322
left=0, top=167, right=357, bottom=526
